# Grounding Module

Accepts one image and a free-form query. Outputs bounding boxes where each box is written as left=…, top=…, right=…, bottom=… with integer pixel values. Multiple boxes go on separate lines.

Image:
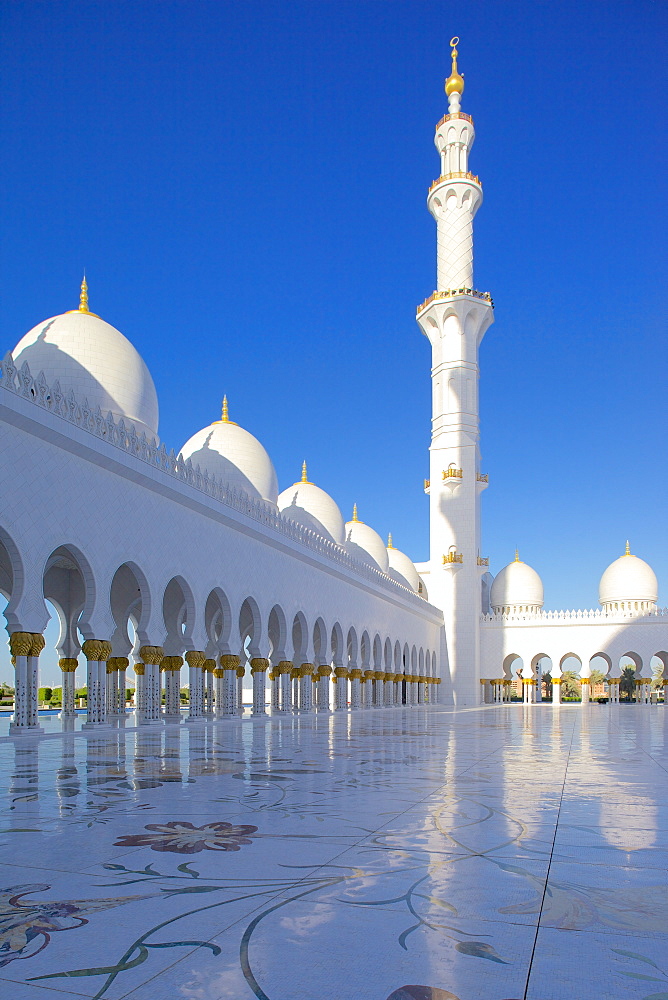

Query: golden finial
left=514, top=548, right=520, bottom=562
left=387, top=532, right=394, bottom=548
left=625, top=540, right=631, bottom=556
left=352, top=503, right=359, bottom=522
left=213, top=395, right=237, bottom=426
left=79, top=274, right=89, bottom=313
left=301, top=460, right=309, bottom=483
left=445, top=36, right=465, bottom=96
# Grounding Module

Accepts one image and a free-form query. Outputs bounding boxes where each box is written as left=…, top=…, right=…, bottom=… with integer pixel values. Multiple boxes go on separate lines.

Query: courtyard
left=0, top=704, right=666, bottom=999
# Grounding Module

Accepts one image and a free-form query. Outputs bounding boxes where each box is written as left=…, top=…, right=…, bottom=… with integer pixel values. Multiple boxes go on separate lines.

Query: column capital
left=317, top=664, right=331, bottom=676
left=219, top=654, right=240, bottom=670
left=277, top=660, right=294, bottom=674
left=334, top=667, right=349, bottom=679
left=299, top=663, right=315, bottom=676
left=134, top=663, right=146, bottom=675
left=236, top=665, right=246, bottom=678
left=250, top=658, right=269, bottom=673
left=139, top=645, right=164, bottom=665
left=185, top=650, right=206, bottom=668
left=9, top=632, right=33, bottom=657
left=161, top=656, right=183, bottom=671
left=349, top=668, right=363, bottom=679
left=59, top=657, right=78, bottom=672
left=30, top=633, right=46, bottom=656
left=203, top=657, right=216, bottom=672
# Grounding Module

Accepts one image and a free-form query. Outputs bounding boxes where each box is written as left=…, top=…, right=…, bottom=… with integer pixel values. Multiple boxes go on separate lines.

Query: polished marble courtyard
left=1, top=704, right=666, bottom=1000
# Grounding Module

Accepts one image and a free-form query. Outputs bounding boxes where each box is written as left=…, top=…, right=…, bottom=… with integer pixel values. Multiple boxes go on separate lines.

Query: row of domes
left=11, top=290, right=423, bottom=593
left=490, top=545, right=658, bottom=613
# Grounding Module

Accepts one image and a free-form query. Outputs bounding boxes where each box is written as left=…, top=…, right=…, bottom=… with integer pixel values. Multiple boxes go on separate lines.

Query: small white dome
left=344, top=507, right=389, bottom=573
left=599, top=543, right=658, bottom=610
left=490, top=553, right=544, bottom=614
left=180, top=403, right=278, bottom=506
left=386, top=537, right=421, bottom=592
left=13, top=305, right=159, bottom=439
left=278, top=467, right=345, bottom=544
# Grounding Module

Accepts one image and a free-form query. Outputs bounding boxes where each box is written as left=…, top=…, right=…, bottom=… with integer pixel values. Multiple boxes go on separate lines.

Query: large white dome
left=386, top=536, right=421, bottom=593
left=344, top=507, right=389, bottom=573
left=490, top=553, right=544, bottom=614
left=13, top=299, right=159, bottom=439
left=599, top=543, right=658, bottom=611
left=278, top=466, right=345, bottom=544
left=179, top=402, right=278, bottom=506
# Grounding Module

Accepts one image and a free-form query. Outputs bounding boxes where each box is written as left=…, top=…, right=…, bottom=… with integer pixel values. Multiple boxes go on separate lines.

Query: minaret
left=416, top=38, right=494, bottom=705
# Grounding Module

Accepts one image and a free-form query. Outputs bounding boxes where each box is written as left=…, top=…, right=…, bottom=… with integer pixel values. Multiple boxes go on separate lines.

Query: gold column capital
left=203, top=657, right=216, bottom=672
left=9, top=632, right=34, bottom=657
left=277, top=660, right=294, bottom=674
left=334, top=667, right=349, bottom=679
left=299, top=663, right=315, bottom=676
left=139, top=645, right=164, bottom=666
left=317, top=664, right=332, bottom=676
left=82, top=639, right=102, bottom=661
left=236, top=665, right=246, bottom=678
left=250, top=657, right=269, bottom=674
left=219, top=654, right=240, bottom=671
left=161, top=656, right=183, bottom=672
left=349, top=668, right=363, bottom=679
left=30, top=633, right=46, bottom=656
left=185, top=650, right=206, bottom=668
left=59, top=657, right=78, bottom=672
left=133, top=663, right=145, bottom=675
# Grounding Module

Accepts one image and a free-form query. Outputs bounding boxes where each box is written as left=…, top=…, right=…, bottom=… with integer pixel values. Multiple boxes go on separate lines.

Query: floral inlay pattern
left=114, top=820, right=258, bottom=854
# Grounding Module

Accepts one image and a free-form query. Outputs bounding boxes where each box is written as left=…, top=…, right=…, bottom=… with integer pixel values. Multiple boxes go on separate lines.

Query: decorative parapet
left=476, top=473, right=488, bottom=483
left=443, top=468, right=463, bottom=480
left=0, top=353, right=434, bottom=610
left=417, top=288, right=494, bottom=315
left=429, top=171, right=481, bottom=193
left=436, top=111, right=473, bottom=128
left=443, top=551, right=463, bottom=565
left=480, top=606, right=668, bottom=624
left=477, top=556, right=489, bottom=566
left=424, top=478, right=430, bottom=493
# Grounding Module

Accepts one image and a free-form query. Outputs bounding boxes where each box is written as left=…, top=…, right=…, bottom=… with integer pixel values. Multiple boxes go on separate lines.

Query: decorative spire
left=221, top=395, right=230, bottom=422
left=387, top=532, right=394, bottom=548
left=445, top=36, right=465, bottom=97
left=79, top=274, right=89, bottom=313
left=514, top=548, right=520, bottom=563
left=352, top=503, right=359, bottom=522
left=625, top=540, right=631, bottom=556
left=301, top=460, right=309, bottom=483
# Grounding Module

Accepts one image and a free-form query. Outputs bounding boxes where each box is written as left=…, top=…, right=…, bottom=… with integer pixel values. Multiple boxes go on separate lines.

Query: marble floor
left=0, top=705, right=666, bottom=1000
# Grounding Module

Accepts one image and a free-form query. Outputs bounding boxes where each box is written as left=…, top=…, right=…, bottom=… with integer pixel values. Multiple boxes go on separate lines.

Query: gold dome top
left=445, top=36, right=465, bottom=96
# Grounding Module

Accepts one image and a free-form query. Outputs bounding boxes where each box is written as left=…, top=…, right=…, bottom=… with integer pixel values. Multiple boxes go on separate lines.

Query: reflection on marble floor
left=0, top=705, right=666, bottom=999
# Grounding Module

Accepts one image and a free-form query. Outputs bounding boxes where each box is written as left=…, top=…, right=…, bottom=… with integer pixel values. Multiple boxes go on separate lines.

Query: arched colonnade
left=0, top=531, right=440, bottom=732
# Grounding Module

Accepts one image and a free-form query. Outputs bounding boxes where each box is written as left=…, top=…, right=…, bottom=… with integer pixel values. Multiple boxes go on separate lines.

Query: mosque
left=1, top=39, right=666, bottom=733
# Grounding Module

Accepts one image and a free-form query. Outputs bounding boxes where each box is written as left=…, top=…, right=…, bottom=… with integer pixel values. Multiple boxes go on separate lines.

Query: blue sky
left=0, top=0, right=666, bottom=686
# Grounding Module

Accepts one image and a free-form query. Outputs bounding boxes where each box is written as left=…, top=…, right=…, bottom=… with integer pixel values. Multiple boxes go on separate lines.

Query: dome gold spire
left=301, top=460, right=309, bottom=483
left=214, top=395, right=237, bottom=426
left=79, top=274, right=89, bottom=313
left=387, top=532, right=394, bottom=548
left=625, top=539, right=631, bottom=556
left=514, top=548, right=521, bottom=563
left=445, top=36, right=465, bottom=96
left=352, top=503, right=359, bottom=522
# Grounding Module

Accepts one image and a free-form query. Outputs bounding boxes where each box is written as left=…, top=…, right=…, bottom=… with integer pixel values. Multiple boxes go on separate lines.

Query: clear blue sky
left=0, top=0, right=666, bottom=686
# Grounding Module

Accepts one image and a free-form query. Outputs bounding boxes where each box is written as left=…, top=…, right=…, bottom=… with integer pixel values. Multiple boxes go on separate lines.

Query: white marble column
left=185, top=650, right=205, bottom=721
left=333, top=668, right=348, bottom=711
left=59, top=657, right=78, bottom=718
left=349, top=668, right=362, bottom=709
left=138, top=645, right=164, bottom=724
left=219, top=654, right=239, bottom=716
left=237, top=664, right=245, bottom=716
left=277, top=661, right=292, bottom=712
left=10, top=632, right=44, bottom=734
left=251, top=658, right=268, bottom=715
left=82, top=639, right=112, bottom=728
left=317, top=665, right=331, bottom=711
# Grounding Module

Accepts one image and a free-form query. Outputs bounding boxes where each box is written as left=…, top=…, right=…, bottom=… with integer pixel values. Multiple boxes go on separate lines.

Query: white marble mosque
left=0, top=37, right=667, bottom=1000
left=0, top=40, right=665, bottom=732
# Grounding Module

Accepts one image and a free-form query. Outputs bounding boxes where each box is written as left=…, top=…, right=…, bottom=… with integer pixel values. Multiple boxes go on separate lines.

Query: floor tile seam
left=0, top=973, right=84, bottom=997
left=522, top=711, right=579, bottom=1000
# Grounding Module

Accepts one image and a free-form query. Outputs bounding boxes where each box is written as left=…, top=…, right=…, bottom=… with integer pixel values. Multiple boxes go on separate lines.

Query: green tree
left=589, top=668, right=606, bottom=689
left=38, top=686, right=53, bottom=703
left=619, top=666, right=636, bottom=701
left=560, top=671, right=581, bottom=699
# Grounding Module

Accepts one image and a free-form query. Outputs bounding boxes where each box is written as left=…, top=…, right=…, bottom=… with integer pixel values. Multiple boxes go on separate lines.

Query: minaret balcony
left=416, top=288, right=494, bottom=316
left=477, top=556, right=489, bottom=567
left=424, top=479, right=430, bottom=494
left=476, top=472, right=489, bottom=491
left=429, top=171, right=481, bottom=194
left=442, top=551, right=464, bottom=573
left=442, top=468, right=463, bottom=480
